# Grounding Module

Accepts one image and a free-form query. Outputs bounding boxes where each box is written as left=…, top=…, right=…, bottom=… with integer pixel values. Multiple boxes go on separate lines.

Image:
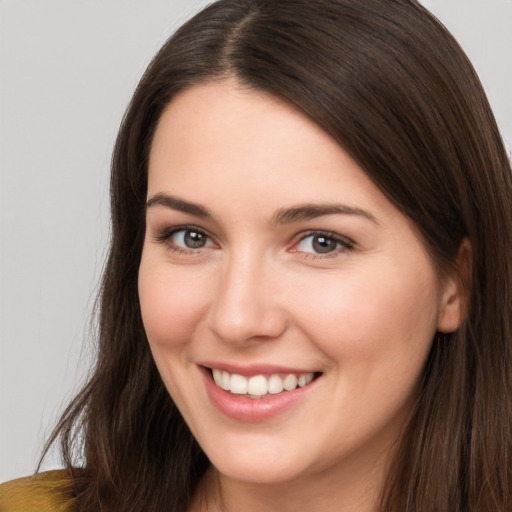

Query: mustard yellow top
left=0, top=470, right=75, bottom=512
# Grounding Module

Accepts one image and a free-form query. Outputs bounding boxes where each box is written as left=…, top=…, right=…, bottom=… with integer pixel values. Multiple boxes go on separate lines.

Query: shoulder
left=0, top=470, right=75, bottom=512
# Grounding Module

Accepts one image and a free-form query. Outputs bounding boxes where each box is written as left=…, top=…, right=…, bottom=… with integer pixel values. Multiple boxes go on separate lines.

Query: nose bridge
left=208, top=245, right=287, bottom=344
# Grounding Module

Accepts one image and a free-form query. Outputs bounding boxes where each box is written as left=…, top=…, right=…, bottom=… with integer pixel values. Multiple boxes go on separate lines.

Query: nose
left=207, top=253, right=289, bottom=345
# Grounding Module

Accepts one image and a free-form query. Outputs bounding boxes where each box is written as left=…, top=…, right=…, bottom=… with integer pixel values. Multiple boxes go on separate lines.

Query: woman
left=1, top=0, right=511, bottom=510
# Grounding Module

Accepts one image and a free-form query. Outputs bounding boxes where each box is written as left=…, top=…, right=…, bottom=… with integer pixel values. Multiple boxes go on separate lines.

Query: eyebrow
left=272, top=203, right=379, bottom=225
left=146, top=193, right=214, bottom=218
left=146, top=193, right=379, bottom=225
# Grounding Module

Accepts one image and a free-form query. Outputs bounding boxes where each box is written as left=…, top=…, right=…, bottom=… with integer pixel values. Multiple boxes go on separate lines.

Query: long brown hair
left=41, top=1, right=512, bottom=510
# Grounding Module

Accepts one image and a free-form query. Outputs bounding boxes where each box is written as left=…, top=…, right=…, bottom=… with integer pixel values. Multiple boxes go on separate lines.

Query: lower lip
left=200, top=367, right=318, bottom=422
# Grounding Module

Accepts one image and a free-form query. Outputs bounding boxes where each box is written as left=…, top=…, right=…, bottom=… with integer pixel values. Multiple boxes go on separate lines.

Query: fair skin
left=138, top=80, right=464, bottom=512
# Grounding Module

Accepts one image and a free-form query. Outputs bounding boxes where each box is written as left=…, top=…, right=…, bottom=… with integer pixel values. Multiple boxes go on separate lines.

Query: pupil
left=312, top=235, right=336, bottom=253
left=184, top=230, right=206, bottom=248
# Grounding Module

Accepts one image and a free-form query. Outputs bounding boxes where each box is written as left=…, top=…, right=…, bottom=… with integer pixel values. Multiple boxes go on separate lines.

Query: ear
left=437, top=238, right=472, bottom=333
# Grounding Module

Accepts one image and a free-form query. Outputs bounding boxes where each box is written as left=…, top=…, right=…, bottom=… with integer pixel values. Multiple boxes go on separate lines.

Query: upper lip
left=200, top=362, right=320, bottom=377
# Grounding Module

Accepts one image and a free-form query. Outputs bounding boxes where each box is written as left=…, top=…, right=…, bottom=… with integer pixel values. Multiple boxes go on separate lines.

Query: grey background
left=1, top=0, right=511, bottom=483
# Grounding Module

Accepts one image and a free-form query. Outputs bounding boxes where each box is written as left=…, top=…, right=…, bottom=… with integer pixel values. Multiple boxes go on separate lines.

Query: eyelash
left=153, top=226, right=354, bottom=258
left=154, top=225, right=214, bottom=255
left=291, top=231, right=354, bottom=258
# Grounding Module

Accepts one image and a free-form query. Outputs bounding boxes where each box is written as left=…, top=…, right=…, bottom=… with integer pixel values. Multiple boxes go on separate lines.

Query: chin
left=205, top=442, right=373, bottom=490
left=213, top=459, right=306, bottom=485
left=199, top=434, right=315, bottom=485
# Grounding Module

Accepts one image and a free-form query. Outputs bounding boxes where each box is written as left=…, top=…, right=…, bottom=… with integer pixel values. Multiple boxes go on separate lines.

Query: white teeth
left=298, top=373, right=314, bottom=387
left=268, top=375, right=284, bottom=394
left=248, top=375, right=267, bottom=395
left=221, top=371, right=230, bottom=390
left=212, top=368, right=222, bottom=386
left=211, top=369, right=315, bottom=398
left=213, top=369, right=232, bottom=390
left=283, top=374, right=298, bottom=391
left=230, top=374, right=248, bottom=394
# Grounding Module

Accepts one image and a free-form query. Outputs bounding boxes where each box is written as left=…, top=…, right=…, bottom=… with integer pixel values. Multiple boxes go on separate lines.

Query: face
left=138, top=81, right=462, bottom=489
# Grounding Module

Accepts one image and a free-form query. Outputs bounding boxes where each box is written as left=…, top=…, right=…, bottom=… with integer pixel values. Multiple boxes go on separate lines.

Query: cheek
left=138, top=258, right=211, bottom=348
left=291, top=264, right=439, bottom=380
left=288, top=268, right=440, bottom=448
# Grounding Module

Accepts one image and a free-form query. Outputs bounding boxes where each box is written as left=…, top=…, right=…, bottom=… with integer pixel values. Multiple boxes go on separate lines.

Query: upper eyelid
left=152, top=224, right=354, bottom=250
left=154, top=224, right=211, bottom=240
left=293, top=230, right=354, bottom=245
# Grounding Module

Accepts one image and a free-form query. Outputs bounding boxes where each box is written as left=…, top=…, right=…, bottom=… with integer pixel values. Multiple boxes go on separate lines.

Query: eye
left=173, top=228, right=211, bottom=249
left=293, top=232, right=353, bottom=255
left=155, top=226, right=215, bottom=251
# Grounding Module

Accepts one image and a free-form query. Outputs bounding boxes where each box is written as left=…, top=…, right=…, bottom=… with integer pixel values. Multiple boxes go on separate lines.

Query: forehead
left=149, top=80, right=337, bottom=182
left=148, top=81, right=393, bottom=216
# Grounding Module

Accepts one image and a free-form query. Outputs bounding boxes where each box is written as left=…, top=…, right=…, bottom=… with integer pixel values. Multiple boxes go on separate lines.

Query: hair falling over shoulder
left=40, top=1, right=512, bottom=510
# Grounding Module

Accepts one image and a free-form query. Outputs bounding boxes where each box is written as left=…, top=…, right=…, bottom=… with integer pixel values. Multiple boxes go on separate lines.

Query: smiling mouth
left=209, top=368, right=320, bottom=399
